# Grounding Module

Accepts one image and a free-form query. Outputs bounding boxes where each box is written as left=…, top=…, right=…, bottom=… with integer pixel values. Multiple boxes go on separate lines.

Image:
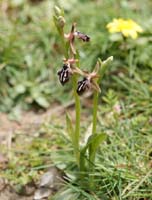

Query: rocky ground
left=0, top=103, right=67, bottom=200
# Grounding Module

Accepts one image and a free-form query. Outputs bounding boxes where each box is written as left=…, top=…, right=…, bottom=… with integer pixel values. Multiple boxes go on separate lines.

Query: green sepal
left=98, top=56, right=113, bottom=80
left=54, top=6, right=64, bottom=17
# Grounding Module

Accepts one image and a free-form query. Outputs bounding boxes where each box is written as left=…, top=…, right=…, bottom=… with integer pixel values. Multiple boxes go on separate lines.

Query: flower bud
left=54, top=6, right=62, bottom=17
left=58, top=16, right=66, bottom=28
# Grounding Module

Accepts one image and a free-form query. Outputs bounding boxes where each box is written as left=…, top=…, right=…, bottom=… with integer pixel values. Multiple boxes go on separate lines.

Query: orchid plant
left=53, top=6, right=113, bottom=187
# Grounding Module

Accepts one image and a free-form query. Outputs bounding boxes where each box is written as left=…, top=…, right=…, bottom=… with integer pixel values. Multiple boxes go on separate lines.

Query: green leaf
left=35, top=96, right=50, bottom=108
left=52, top=188, right=79, bottom=200
left=14, top=84, right=26, bottom=95
left=80, top=144, right=88, bottom=171
left=11, top=0, right=24, bottom=7
left=88, top=133, right=107, bottom=163
left=53, top=16, right=63, bottom=35
left=54, top=6, right=64, bottom=17
left=80, top=133, right=106, bottom=171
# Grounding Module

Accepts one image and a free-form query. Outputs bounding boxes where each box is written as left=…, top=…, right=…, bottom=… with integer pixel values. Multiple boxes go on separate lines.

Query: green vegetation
left=54, top=6, right=113, bottom=178
left=0, top=0, right=152, bottom=199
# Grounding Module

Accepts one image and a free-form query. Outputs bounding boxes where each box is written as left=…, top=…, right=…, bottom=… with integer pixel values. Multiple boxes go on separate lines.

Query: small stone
left=39, top=166, right=65, bottom=190
left=0, top=178, right=7, bottom=191
left=34, top=188, right=52, bottom=200
left=34, top=166, right=66, bottom=199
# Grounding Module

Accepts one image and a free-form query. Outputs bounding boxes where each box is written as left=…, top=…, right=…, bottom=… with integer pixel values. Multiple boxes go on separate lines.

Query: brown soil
left=0, top=95, right=92, bottom=200
left=0, top=103, right=65, bottom=144
left=0, top=185, right=33, bottom=200
left=0, top=103, right=66, bottom=200
left=0, top=95, right=91, bottom=144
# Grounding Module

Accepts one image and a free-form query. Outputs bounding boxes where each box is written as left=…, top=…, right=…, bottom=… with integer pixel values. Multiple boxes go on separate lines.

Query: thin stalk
left=92, top=91, right=99, bottom=134
left=72, top=74, right=81, bottom=167
left=60, top=29, right=69, bottom=59
left=58, top=23, right=80, bottom=167
left=57, top=26, right=80, bottom=165
left=88, top=91, right=99, bottom=189
left=89, top=57, right=113, bottom=188
left=71, top=52, right=81, bottom=168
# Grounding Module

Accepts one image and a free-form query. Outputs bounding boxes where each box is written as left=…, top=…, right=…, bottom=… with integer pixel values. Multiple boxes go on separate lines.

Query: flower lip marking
left=74, top=31, right=90, bottom=42
left=57, top=64, right=71, bottom=85
left=77, top=77, right=90, bottom=95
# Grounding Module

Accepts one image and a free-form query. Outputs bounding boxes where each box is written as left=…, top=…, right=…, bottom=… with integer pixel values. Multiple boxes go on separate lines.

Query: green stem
left=60, top=29, right=69, bottom=59
left=92, top=91, right=99, bottom=134
left=72, top=74, right=81, bottom=167
left=60, top=27, right=80, bottom=167
left=89, top=91, right=99, bottom=189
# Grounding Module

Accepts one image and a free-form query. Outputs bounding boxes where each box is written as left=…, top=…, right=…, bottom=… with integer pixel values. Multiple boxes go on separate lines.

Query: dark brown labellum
left=75, top=31, right=90, bottom=42
left=77, top=77, right=90, bottom=95
left=57, top=64, right=71, bottom=85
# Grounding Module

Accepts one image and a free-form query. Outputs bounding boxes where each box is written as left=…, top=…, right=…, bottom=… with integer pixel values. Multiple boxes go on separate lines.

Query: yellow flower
left=106, top=18, right=143, bottom=39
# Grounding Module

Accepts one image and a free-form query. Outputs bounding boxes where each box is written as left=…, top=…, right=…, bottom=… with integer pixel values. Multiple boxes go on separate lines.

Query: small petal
left=91, top=81, right=101, bottom=93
